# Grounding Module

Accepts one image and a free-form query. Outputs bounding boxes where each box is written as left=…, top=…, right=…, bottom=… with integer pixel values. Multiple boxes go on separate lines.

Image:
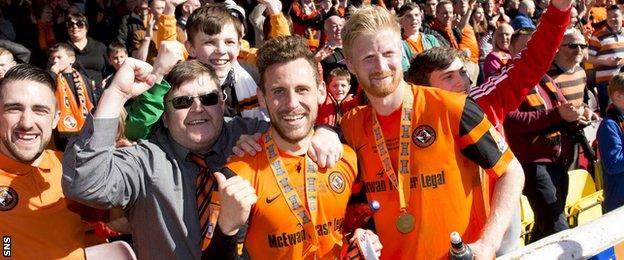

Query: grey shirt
left=62, top=115, right=268, bottom=260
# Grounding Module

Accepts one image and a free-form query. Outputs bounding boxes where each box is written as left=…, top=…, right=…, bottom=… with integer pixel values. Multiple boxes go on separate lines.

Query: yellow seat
left=520, top=195, right=534, bottom=244
left=566, top=169, right=603, bottom=227
left=568, top=190, right=603, bottom=226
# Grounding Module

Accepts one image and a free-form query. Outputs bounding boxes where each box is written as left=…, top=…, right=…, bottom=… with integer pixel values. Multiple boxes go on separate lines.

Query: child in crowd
left=597, top=73, right=624, bottom=213
left=103, top=41, right=128, bottom=88
left=316, top=67, right=359, bottom=126
left=49, top=42, right=99, bottom=149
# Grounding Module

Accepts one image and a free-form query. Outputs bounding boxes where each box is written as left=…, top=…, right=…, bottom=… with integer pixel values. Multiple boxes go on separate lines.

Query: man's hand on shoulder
left=308, top=125, right=343, bottom=168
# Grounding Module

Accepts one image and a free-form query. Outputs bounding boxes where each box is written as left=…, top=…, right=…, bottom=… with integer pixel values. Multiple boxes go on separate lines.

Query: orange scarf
left=431, top=19, right=459, bottom=48
left=404, top=34, right=424, bottom=54
left=55, top=69, right=94, bottom=133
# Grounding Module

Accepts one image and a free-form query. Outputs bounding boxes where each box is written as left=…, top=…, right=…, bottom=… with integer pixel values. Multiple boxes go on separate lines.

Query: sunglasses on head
left=167, top=92, right=220, bottom=109
left=66, top=20, right=86, bottom=28
left=563, top=43, right=588, bottom=49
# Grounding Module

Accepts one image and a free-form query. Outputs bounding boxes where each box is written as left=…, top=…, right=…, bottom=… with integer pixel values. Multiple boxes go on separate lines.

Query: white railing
left=499, top=206, right=624, bottom=259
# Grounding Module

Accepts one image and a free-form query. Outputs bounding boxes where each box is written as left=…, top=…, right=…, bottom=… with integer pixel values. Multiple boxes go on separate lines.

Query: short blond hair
left=609, top=73, right=624, bottom=97
left=342, top=5, right=401, bottom=59
left=0, top=47, right=13, bottom=59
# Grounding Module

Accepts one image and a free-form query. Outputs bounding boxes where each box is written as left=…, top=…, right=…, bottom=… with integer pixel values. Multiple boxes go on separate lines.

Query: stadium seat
left=520, top=195, right=534, bottom=244
left=85, top=240, right=136, bottom=260
left=566, top=169, right=603, bottom=227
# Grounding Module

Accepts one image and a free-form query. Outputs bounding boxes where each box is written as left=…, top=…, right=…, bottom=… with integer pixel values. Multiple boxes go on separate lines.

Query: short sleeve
left=457, top=98, right=514, bottom=177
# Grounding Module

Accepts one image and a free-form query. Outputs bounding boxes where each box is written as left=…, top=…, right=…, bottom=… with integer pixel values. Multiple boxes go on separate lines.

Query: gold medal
left=396, top=212, right=415, bottom=234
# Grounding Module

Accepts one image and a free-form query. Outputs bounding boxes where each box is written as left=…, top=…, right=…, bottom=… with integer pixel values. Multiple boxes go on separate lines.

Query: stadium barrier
left=499, top=206, right=624, bottom=259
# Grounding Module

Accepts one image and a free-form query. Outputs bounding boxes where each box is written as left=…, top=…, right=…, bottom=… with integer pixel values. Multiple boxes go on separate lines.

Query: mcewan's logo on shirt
left=412, top=125, right=436, bottom=147
left=267, top=217, right=344, bottom=248
left=0, top=186, right=18, bottom=211
left=364, top=171, right=447, bottom=193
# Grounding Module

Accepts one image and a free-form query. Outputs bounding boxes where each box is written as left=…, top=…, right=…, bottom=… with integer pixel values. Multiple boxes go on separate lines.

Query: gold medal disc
left=396, top=213, right=415, bottom=234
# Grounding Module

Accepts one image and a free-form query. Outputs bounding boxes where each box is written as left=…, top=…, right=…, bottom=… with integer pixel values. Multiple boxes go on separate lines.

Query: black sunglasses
left=563, top=43, right=588, bottom=49
left=66, top=20, right=86, bottom=29
left=167, top=92, right=220, bottom=109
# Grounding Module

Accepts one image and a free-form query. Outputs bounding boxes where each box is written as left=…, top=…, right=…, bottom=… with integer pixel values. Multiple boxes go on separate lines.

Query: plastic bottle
left=449, top=231, right=473, bottom=260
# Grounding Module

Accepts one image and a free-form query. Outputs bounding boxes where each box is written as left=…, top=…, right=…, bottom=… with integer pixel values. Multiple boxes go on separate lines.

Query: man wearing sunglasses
left=504, top=27, right=594, bottom=243
left=62, top=41, right=343, bottom=259
left=548, top=29, right=590, bottom=108
left=62, top=57, right=259, bottom=259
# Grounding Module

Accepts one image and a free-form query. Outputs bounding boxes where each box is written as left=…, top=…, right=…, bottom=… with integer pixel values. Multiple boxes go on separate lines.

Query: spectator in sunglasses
left=62, top=45, right=343, bottom=257
left=66, top=12, right=108, bottom=89
left=548, top=28, right=590, bottom=107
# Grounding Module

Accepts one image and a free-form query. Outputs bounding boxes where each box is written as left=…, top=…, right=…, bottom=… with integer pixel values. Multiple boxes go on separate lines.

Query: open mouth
left=281, top=113, right=307, bottom=127
left=13, top=132, right=40, bottom=145
left=210, top=59, right=230, bottom=67
left=186, top=119, right=208, bottom=126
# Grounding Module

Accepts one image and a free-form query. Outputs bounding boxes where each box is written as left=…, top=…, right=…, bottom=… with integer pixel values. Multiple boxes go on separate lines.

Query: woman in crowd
left=66, top=12, right=107, bottom=86
left=483, top=23, right=513, bottom=78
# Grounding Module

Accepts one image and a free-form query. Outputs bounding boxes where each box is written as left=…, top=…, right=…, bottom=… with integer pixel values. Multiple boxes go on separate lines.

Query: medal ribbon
left=371, top=86, right=414, bottom=212
left=264, top=130, right=320, bottom=257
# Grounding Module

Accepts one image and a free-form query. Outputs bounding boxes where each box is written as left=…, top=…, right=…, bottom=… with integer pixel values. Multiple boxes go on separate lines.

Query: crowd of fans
left=1, top=0, right=624, bottom=258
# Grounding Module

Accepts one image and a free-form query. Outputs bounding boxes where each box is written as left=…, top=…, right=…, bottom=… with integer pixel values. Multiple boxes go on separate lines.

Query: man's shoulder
left=341, top=104, right=371, bottom=128
left=225, top=151, right=262, bottom=181
left=339, top=144, right=357, bottom=169
left=413, top=84, right=468, bottom=109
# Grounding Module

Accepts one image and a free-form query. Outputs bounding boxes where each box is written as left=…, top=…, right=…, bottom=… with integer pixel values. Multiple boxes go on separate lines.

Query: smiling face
left=436, top=2, right=454, bottom=28
left=328, top=77, right=351, bottom=101
left=0, top=79, right=58, bottom=163
left=187, top=23, right=241, bottom=82
left=473, top=7, right=484, bottom=22
left=66, top=17, right=87, bottom=42
left=163, top=73, right=224, bottom=153
left=494, top=24, right=513, bottom=51
left=324, top=16, right=345, bottom=44
left=346, top=28, right=403, bottom=98
left=555, top=31, right=587, bottom=67
left=260, top=58, right=323, bottom=144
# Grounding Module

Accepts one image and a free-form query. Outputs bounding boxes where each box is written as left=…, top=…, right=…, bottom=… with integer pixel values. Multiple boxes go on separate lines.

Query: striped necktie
left=188, top=153, right=219, bottom=250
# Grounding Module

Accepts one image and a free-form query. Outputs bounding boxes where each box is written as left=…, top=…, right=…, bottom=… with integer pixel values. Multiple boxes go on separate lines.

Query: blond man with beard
left=340, top=6, right=524, bottom=259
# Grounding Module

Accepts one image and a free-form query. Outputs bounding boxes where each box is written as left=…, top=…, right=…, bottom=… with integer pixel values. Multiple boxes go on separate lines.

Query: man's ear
left=317, top=81, right=327, bottom=105
left=257, top=87, right=266, bottom=108
left=52, top=109, right=60, bottom=129
left=185, top=40, right=196, bottom=58
left=345, top=57, right=356, bottom=75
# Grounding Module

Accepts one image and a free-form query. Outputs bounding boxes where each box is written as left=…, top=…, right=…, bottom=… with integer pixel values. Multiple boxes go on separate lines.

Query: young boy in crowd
left=597, top=73, right=624, bottom=213
left=48, top=42, right=99, bottom=149
left=108, top=42, right=129, bottom=72
left=317, top=67, right=359, bottom=126
left=103, top=41, right=129, bottom=88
